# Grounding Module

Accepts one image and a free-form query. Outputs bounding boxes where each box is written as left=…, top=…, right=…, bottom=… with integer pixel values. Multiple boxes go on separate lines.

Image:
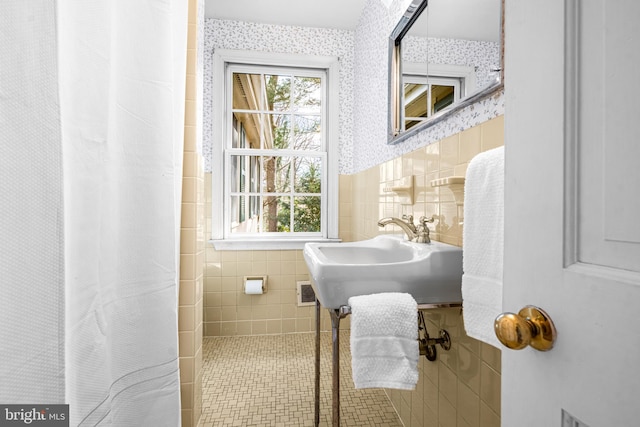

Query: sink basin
left=303, top=234, right=463, bottom=309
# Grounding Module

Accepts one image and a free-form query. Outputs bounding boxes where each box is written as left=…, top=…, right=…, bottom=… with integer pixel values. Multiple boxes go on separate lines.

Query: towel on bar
left=348, top=292, right=419, bottom=390
left=461, top=146, right=504, bottom=348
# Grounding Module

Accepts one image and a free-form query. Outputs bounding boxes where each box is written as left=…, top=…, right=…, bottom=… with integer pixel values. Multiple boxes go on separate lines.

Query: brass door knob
left=494, top=306, right=557, bottom=351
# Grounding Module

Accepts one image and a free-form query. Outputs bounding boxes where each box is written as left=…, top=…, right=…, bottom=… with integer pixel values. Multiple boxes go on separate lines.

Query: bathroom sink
left=303, top=235, right=463, bottom=309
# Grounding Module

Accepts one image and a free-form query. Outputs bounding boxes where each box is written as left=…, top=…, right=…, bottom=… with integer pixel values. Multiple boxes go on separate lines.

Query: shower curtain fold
left=58, top=1, right=188, bottom=425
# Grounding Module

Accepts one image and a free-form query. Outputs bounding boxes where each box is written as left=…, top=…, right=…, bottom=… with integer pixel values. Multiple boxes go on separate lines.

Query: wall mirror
left=389, top=0, right=503, bottom=144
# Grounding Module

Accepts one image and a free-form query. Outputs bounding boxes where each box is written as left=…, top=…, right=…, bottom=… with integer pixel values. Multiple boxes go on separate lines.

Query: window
left=402, top=62, right=477, bottom=131
left=403, top=75, right=461, bottom=130
left=212, top=50, right=339, bottom=250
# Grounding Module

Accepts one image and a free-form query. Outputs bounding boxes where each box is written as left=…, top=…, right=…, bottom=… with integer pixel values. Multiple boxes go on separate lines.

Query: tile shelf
left=383, top=175, right=415, bottom=205
left=430, top=176, right=466, bottom=206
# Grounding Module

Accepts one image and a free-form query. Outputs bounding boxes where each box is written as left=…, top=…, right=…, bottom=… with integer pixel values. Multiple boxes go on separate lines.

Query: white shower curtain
left=58, top=1, right=188, bottom=425
left=1, top=0, right=66, bottom=404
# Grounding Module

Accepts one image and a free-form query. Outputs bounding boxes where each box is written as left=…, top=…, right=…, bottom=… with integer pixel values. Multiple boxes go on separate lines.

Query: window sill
left=209, top=237, right=342, bottom=251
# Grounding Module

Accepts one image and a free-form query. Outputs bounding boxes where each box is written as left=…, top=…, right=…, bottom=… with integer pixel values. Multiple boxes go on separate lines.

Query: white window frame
left=401, top=62, right=476, bottom=131
left=403, top=62, right=477, bottom=97
left=403, top=74, right=462, bottom=122
left=211, top=49, right=340, bottom=250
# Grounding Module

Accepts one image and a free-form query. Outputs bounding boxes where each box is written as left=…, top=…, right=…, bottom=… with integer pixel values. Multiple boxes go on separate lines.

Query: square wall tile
left=440, top=135, right=459, bottom=170
left=179, top=280, right=196, bottom=306
left=457, top=381, right=480, bottom=427
left=480, top=115, right=504, bottom=151
left=179, top=331, right=194, bottom=357
left=346, top=116, right=504, bottom=427
left=438, top=363, right=458, bottom=408
left=480, top=362, right=501, bottom=415
left=459, top=126, right=482, bottom=163
left=481, top=343, right=502, bottom=372
left=480, top=401, right=501, bottom=427
left=457, top=344, right=481, bottom=394
left=179, top=305, right=195, bottom=331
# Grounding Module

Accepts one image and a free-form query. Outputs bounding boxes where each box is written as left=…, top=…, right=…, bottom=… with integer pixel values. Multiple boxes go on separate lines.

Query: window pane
left=231, top=116, right=243, bottom=148
left=268, top=113, right=291, bottom=150
left=404, top=82, right=428, bottom=130
left=224, top=64, right=328, bottom=238
left=294, top=157, right=322, bottom=193
left=232, top=73, right=265, bottom=111
left=232, top=73, right=292, bottom=112
left=248, top=195, right=260, bottom=218
left=293, top=115, right=322, bottom=151
left=249, top=157, right=260, bottom=193
left=229, top=155, right=240, bottom=193
left=265, top=74, right=291, bottom=112
left=293, top=76, right=321, bottom=114
left=432, top=85, right=455, bottom=114
left=230, top=155, right=260, bottom=193
left=239, top=195, right=246, bottom=222
left=230, top=196, right=260, bottom=234
left=262, top=156, right=291, bottom=193
left=230, top=195, right=240, bottom=227
left=231, top=112, right=281, bottom=150
left=231, top=155, right=244, bottom=193
left=262, top=195, right=290, bottom=232
left=293, top=196, right=321, bottom=232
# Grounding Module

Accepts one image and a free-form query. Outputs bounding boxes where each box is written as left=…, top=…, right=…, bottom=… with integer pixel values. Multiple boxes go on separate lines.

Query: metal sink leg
left=314, top=300, right=349, bottom=427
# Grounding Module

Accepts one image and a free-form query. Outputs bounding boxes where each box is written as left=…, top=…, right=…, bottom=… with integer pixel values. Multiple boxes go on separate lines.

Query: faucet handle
left=419, top=216, right=435, bottom=226
left=415, top=216, right=433, bottom=243
left=402, top=214, right=414, bottom=223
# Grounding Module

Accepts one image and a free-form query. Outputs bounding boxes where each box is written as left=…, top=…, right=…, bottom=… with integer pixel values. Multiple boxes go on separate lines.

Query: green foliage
left=258, top=73, right=323, bottom=233
left=276, top=163, right=321, bottom=233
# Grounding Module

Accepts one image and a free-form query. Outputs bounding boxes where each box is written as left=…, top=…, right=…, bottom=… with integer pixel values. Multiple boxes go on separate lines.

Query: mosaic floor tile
left=199, top=331, right=402, bottom=426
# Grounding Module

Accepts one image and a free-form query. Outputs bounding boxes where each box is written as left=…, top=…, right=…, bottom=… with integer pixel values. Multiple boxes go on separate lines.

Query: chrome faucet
left=377, top=215, right=434, bottom=243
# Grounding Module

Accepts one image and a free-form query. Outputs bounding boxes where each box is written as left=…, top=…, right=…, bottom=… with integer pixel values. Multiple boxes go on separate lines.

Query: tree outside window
left=228, top=67, right=325, bottom=236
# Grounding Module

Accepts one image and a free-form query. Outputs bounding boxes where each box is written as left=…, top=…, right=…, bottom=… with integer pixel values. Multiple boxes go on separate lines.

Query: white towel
left=461, top=146, right=504, bottom=349
left=348, top=293, right=419, bottom=390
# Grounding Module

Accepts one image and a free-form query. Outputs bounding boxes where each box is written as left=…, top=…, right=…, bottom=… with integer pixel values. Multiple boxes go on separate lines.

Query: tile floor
left=199, top=331, right=403, bottom=426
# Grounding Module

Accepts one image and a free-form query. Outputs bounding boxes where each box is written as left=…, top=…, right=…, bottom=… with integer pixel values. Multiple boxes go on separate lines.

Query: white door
left=503, top=1, right=640, bottom=426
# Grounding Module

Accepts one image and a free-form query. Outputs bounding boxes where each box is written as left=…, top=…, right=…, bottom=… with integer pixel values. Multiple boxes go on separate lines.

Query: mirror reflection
left=390, top=0, right=502, bottom=142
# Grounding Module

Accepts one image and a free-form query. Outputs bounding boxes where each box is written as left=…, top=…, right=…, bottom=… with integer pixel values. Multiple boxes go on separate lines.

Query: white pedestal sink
left=303, top=234, right=463, bottom=309
left=304, top=234, right=463, bottom=426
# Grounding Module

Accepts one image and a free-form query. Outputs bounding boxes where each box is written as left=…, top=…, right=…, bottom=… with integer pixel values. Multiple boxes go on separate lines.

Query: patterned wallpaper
left=352, top=0, right=504, bottom=173
left=203, top=19, right=355, bottom=173
left=403, top=36, right=500, bottom=91
left=203, top=0, right=504, bottom=175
